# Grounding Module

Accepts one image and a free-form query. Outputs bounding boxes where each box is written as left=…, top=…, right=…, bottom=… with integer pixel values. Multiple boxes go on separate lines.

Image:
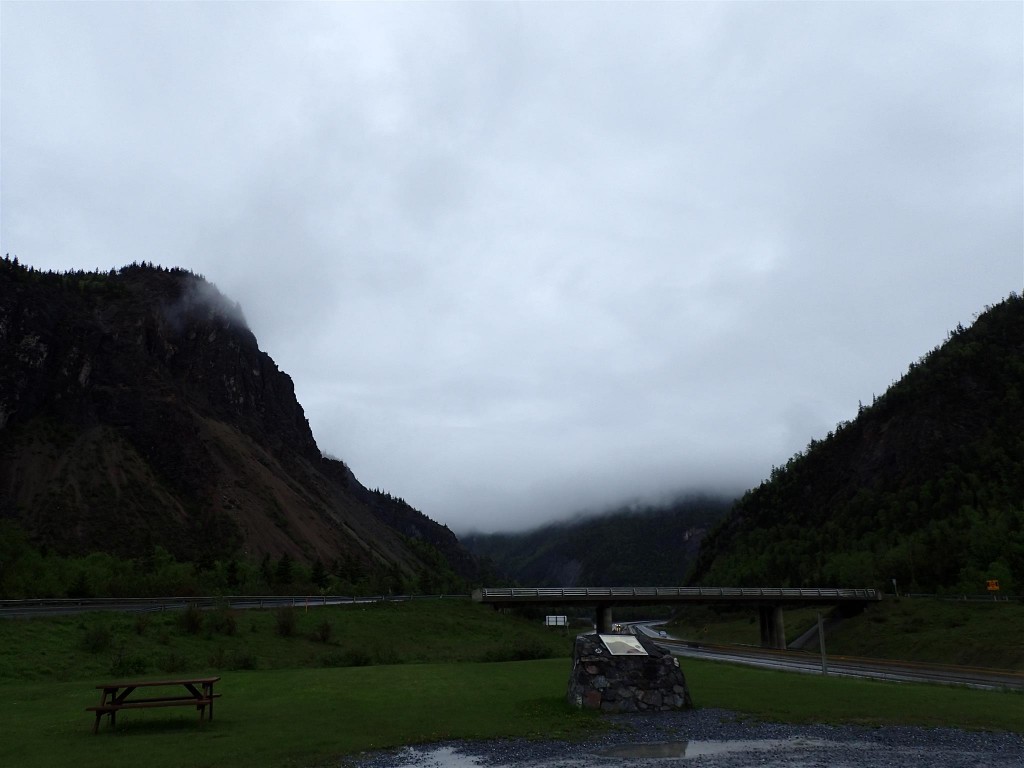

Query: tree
left=276, top=553, right=294, bottom=587
left=310, top=558, right=327, bottom=589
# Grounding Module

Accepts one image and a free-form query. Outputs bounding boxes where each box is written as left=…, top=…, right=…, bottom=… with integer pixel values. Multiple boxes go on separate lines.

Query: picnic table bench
left=86, top=676, right=220, bottom=733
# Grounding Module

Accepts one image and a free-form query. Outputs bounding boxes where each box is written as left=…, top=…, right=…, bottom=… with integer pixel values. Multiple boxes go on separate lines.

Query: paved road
left=632, top=622, right=1024, bottom=691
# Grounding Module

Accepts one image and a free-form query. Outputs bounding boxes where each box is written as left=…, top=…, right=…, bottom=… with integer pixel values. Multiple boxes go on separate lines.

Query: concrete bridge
left=472, top=586, right=882, bottom=649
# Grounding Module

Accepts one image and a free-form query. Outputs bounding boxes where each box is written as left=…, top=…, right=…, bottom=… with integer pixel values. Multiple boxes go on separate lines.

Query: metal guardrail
left=474, top=587, right=882, bottom=601
left=899, top=592, right=1021, bottom=602
left=0, top=593, right=471, bottom=618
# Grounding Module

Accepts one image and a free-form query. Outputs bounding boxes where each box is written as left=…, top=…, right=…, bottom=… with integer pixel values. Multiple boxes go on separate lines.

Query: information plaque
left=598, top=634, right=648, bottom=656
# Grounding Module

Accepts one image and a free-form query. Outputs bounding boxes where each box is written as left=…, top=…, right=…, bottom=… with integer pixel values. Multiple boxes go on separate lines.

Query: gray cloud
left=2, top=1, right=1021, bottom=533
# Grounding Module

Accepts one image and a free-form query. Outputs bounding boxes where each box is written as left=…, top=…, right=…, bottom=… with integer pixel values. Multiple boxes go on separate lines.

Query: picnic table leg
left=92, top=711, right=102, bottom=735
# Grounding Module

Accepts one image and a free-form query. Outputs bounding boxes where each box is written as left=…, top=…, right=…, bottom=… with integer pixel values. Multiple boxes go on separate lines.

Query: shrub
left=161, top=651, right=189, bottom=674
left=374, top=644, right=401, bottom=665
left=320, top=649, right=372, bottom=668
left=207, top=647, right=228, bottom=669
left=80, top=624, right=113, bottom=653
left=275, top=606, right=297, bottom=637
left=179, top=603, right=203, bottom=634
left=229, top=649, right=258, bottom=670
left=311, top=619, right=333, bottom=643
left=110, top=645, right=148, bottom=677
left=133, top=613, right=151, bottom=636
left=206, top=606, right=238, bottom=636
left=478, top=641, right=553, bottom=663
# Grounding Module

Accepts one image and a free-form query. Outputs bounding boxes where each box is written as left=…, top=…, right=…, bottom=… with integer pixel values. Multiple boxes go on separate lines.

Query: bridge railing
left=474, top=587, right=881, bottom=601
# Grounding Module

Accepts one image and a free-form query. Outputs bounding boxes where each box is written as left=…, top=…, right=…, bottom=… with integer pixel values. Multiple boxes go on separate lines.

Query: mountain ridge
left=463, top=495, right=732, bottom=587
left=688, top=293, right=1024, bottom=594
left=0, top=258, right=474, bottom=586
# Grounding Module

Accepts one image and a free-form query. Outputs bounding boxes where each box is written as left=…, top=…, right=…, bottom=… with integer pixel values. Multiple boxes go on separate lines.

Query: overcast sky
left=2, top=2, right=1022, bottom=534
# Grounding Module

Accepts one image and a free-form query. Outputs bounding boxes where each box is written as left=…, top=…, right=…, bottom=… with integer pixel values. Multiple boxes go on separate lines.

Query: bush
left=374, top=644, right=401, bottom=665
left=229, top=648, right=258, bottom=670
left=110, top=645, right=148, bottom=677
left=179, top=603, right=203, bottom=635
left=80, top=624, right=113, bottom=653
left=161, top=651, right=189, bottom=674
left=311, top=619, right=332, bottom=643
left=320, top=649, right=372, bottom=668
left=207, top=647, right=228, bottom=669
left=206, top=606, right=238, bottom=636
left=275, top=606, right=297, bottom=637
left=478, top=641, right=553, bottom=663
left=133, top=613, right=151, bottom=636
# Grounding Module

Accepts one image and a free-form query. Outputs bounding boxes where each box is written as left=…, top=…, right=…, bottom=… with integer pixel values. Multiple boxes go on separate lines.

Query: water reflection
left=382, top=738, right=835, bottom=766
left=386, top=746, right=487, bottom=768
left=594, top=741, right=689, bottom=758
left=594, top=738, right=828, bottom=758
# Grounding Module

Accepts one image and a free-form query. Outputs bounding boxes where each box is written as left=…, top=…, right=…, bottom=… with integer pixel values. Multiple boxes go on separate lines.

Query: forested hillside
left=464, top=496, right=732, bottom=587
left=689, top=294, right=1024, bottom=594
left=0, top=257, right=475, bottom=597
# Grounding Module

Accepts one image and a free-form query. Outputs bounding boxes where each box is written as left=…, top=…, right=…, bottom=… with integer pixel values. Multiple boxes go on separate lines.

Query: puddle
left=385, top=746, right=487, bottom=768
left=373, top=738, right=843, bottom=766
left=593, top=738, right=831, bottom=759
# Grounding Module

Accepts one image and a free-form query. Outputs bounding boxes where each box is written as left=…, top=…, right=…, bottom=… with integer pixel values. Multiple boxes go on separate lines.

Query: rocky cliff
left=0, top=258, right=475, bottom=581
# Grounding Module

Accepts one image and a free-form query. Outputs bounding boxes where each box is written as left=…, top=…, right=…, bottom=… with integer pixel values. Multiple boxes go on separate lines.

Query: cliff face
left=0, top=259, right=474, bottom=579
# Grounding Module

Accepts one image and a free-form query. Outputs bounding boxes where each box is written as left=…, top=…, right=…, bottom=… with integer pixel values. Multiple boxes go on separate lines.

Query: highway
left=632, top=623, right=1024, bottom=692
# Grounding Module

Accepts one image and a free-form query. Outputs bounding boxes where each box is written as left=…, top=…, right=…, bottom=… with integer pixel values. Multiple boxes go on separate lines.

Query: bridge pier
left=758, top=605, right=786, bottom=649
left=596, top=604, right=614, bottom=633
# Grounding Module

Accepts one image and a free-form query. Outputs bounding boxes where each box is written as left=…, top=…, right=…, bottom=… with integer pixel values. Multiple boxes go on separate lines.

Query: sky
left=2, top=2, right=1022, bottom=534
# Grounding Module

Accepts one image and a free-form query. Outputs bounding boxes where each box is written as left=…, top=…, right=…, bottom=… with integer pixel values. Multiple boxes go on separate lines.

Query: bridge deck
left=472, top=586, right=882, bottom=605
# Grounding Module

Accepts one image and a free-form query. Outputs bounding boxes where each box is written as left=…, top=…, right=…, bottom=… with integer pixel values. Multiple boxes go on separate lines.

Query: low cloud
left=2, top=2, right=1020, bottom=533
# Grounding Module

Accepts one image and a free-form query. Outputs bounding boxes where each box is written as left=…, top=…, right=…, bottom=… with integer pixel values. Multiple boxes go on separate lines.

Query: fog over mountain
left=2, top=2, right=1021, bottom=532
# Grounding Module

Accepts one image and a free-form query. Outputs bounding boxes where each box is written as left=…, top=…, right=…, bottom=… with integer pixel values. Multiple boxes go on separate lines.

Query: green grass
left=684, top=658, right=1024, bottom=732
left=1, top=656, right=1020, bottom=768
left=0, top=600, right=571, bottom=682
left=0, top=660, right=600, bottom=768
left=825, top=598, right=1024, bottom=669
left=1, top=599, right=1021, bottom=768
left=666, top=597, right=1024, bottom=670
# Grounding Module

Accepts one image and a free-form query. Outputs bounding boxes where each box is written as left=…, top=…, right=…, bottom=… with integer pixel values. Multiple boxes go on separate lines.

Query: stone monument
left=566, top=632, right=692, bottom=713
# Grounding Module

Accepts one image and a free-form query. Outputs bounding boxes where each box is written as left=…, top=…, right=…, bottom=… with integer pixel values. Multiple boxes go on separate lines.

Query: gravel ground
left=343, top=709, right=1024, bottom=768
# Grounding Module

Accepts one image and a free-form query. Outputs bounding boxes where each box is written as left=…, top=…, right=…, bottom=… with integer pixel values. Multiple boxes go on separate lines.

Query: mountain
left=689, top=294, right=1024, bottom=594
left=463, top=496, right=732, bottom=587
left=0, top=258, right=475, bottom=586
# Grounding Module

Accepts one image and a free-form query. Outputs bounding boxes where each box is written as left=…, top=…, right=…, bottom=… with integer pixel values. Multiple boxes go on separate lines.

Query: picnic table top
left=95, top=676, right=221, bottom=689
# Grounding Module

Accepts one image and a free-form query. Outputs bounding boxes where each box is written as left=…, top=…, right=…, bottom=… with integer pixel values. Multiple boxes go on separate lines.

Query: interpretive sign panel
left=598, top=634, right=648, bottom=656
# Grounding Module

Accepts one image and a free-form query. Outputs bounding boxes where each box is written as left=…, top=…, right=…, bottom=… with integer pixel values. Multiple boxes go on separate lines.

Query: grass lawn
left=666, top=597, right=1024, bottom=670
left=824, top=598, right=1024, bottom=669
left=0, top=600, right=573, bottom=683
left=3, top=657, right=1021, bottom=768
left=0, top=660, right=599, bottom=768
left=684, top=658, right=1024, bottom=732
left=1, top=600, right=1021, bottom=768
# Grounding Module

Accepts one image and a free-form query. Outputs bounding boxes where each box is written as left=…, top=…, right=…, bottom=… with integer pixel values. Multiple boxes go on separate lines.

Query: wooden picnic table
left=86, top=676, right=220, bottom=733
